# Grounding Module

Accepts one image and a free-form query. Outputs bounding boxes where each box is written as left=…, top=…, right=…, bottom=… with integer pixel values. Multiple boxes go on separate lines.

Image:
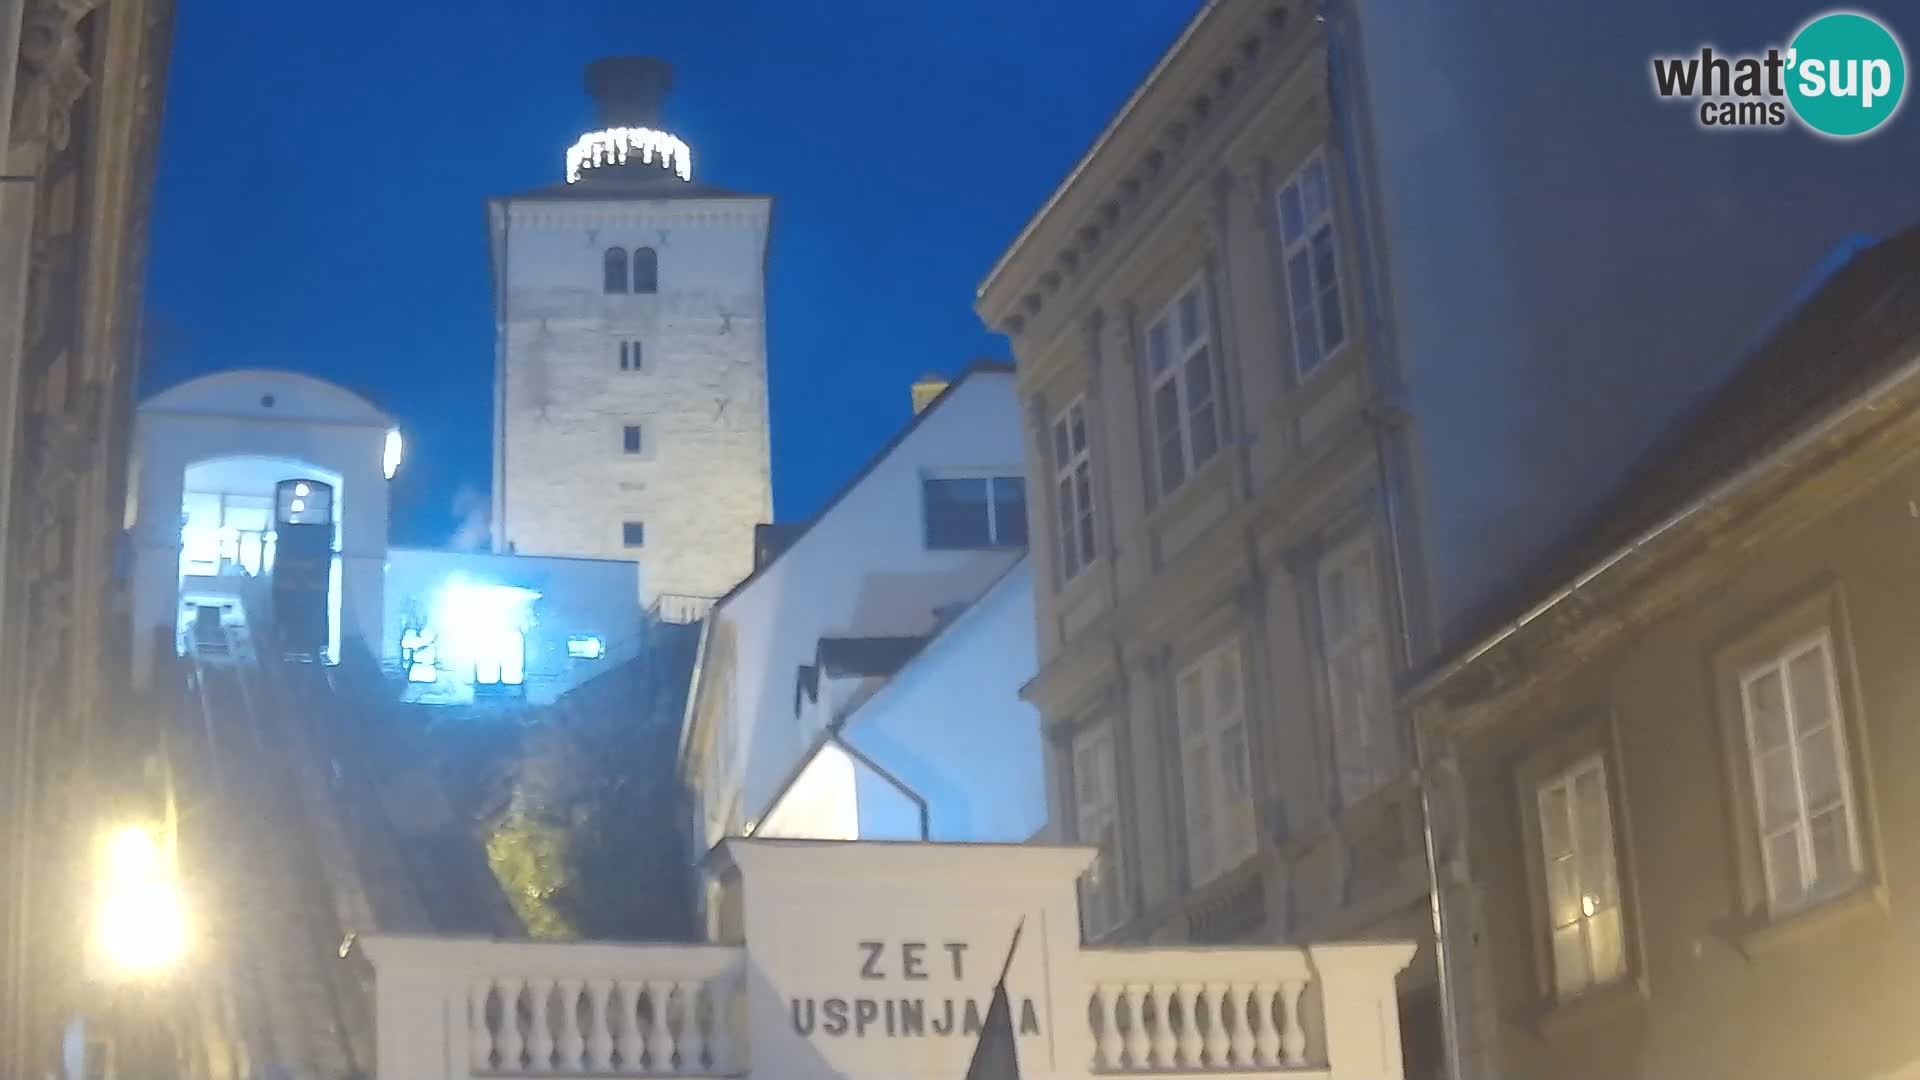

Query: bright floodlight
left=93, top=824, right=186, bottom=979
left=383, top=428, right=404, bottom=481
left=294, top=482, right=310, bottom=497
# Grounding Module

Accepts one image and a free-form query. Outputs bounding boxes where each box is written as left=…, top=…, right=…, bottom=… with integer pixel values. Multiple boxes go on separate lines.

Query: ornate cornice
left=983, top=5, right=1310, bottom=341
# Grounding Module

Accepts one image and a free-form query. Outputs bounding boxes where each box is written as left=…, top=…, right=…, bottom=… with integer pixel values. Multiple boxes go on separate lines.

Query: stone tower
left=488, top=58, right=773, bottom=616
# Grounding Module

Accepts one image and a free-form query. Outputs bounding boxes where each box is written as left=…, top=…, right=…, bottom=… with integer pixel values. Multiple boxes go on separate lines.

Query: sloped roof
left=1440, top=222, right=1920, bottom=669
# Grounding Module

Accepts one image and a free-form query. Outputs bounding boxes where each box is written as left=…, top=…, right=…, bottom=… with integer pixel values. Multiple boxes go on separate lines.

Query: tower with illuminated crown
left=488, top=58, right=773, bottom=616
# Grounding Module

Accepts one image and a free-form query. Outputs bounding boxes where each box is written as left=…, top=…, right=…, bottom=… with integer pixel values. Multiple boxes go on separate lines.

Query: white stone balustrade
left=364, top=937, right=746, bottom=1080
left=365, top=935, right=1412, bottom=1080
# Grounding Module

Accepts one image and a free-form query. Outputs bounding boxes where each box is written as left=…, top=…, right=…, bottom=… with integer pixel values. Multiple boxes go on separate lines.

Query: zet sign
left=719, top=839, right=1093, bottom=1080
left=788, top=938, right=1043, bottom=1041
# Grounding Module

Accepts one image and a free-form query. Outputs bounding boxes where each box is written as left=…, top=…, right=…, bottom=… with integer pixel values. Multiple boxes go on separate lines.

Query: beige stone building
left=0, top=0, right=176, bottom=1072
left=1413, top=228, right=1920, bottom=1079
left=975, top=3, right=1440, bottom=1073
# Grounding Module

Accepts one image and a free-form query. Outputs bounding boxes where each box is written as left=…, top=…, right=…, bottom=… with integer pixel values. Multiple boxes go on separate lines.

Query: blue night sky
left=140, top=2, right=1199, bottom=546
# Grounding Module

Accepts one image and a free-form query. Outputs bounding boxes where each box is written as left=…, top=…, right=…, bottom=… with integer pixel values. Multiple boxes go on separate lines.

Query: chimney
left=910, top=373, right=950, bottom=415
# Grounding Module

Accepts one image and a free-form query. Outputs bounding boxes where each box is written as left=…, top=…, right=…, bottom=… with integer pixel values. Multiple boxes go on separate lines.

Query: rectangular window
left=1145, top=277, right=1221, bottom=498
left=1319, top=537, right=1397, bottom=807
left=1071, top=722, right=1126, bottom=937
left=1176, top=639, right=1255, bottom=887
left=923, top=474, right=1027, bottom=550
left=1535, top=754, right=1626, bottom=999
left=1738, top=631, right=1864, bottom=915
left=623, top=424, right=643, bottom=454
left=619, top=340, right=644, bottom=371
left=622, top=521, right=645, bottom=548
left=1277, top=150, right=1347, bottom=379
left=1051, top=397, right=1097, bottom=583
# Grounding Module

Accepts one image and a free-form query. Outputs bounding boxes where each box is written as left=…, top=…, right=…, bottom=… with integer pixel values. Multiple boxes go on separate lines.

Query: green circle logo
left=1787, top=11, right=1907, bottom=138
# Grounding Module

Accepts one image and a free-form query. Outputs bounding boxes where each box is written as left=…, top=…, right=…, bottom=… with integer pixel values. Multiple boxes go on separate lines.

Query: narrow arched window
left=603, top=247, right=629, bottom=293
left=632, top=247, right=658, bottom=294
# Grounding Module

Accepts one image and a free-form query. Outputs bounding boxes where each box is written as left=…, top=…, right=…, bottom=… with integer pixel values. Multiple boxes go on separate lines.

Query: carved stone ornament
left=27, top=378, right=101, bottom=524
left=11, top=0, right=103, bottom=167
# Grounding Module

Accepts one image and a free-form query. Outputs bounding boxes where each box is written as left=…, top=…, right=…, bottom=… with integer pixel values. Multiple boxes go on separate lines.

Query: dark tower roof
left=585, top=57, right=674, bottom=130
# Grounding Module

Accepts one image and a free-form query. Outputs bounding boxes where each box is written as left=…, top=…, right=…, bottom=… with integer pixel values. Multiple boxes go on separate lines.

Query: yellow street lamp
left=88, top=823, right=187, bottom=982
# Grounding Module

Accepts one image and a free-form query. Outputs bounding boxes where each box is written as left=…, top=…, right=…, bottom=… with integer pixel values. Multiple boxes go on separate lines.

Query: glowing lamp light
left=92, top=824, right=186, bottom=980
left=289, top=499, right=305, bottom=513
left=294, top=482, right=310, bottom=497
left=565, top=126, right=693, bottom=184
left=383, top=429, right=404, bottom=481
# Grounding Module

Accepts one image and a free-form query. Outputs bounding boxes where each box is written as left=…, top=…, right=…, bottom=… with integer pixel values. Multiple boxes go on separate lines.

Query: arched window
left=603, top=247, right=629, bottom=294
left=632, top=247, right=658, bottom=294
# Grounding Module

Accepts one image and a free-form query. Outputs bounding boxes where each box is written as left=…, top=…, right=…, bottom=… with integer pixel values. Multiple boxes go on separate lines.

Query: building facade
left=127, top=368, right=396, bottom=685
left=1414, top=230, right=1920, bottom=1078
left=490, top=57, right=772, bottom=614
left=679, top=366, right=1036, bottom=915
left=975, top=4, right=1440, bottom=1074
left=0, top=0, right=175, bottom=1072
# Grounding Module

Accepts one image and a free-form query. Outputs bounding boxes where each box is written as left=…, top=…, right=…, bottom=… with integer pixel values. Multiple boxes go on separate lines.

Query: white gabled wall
left=845, top=558, right=1044, bottom=842
left=492, top=196, right=773, bottom=606
left=693, top=370, right=1026, bottom=850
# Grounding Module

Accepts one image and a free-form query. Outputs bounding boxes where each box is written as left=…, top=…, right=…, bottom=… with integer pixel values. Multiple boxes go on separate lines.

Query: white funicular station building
left=125, top=368, right=646, bottom=706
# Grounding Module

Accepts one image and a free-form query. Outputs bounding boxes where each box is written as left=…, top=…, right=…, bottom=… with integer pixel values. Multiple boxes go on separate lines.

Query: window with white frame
left=1071, top=722, right=1126, bottom=936
left=923, top=473, right=1027, bottom=549
left=1176, top=639, right=1256, bottom=887
left=1535, top=754, right=1626, bottom=999
left=1145, top=278, right=1221, bottom=498
left=1276, top=151, right=1347, bottom=379
left=1738, top=631, right=1864, bottom=915
left=1051, top=397, right=1096, bottom=582
left=1319, top=537, right=1397, bottom=807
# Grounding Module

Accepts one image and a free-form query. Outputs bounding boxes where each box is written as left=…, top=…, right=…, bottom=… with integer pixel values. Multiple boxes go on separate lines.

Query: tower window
left=620, top=340, right=644, bottom=371
left=604, top=246, right=629, bottom=293
left=622, top=521, right=646, bottom=547
left=622, top=424, right=643, bottom=454
left=633, top=247, right=658, bottom=294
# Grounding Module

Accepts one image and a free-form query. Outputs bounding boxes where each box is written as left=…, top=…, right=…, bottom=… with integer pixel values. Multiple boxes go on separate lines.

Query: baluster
left=1252, top=983, right=1282, bottom=1067
left=616, top=980, right=646, bottom=1073
left=556, top=978, right=585, bottom=1071
left=1122, top=984, right=1152, bottom=1070
left=527, top=977, right=557, bottom=1073
left=680, top=982, right=709, bottom=1073
left=498, top=977, right=527, bottom=1074
left=585, top=979, right=615, bottom=1072
left=1177, top=983, right=1205, bottom=1069
left=646, top=981, right=674, bottom=1074
left=1149, top=985, right=1178, bottom=1070
left=1279, top=979, right=1308, bottom=1066
left=1202, top=983, right=1229, bottom=1067
left=706, top=974, right=737, bottom=1075
left=1227, top=984, right=1254, bottom=1067
left=1092, top=984, right=1122, bottom=1071
left=471, top=980, right=500, bottom=1073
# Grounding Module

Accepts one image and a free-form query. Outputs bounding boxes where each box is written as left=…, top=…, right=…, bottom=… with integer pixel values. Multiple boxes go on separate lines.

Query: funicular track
left=164, top=582, right=524, bottom=1080
left=174, top=614, right=369, bottom=1080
